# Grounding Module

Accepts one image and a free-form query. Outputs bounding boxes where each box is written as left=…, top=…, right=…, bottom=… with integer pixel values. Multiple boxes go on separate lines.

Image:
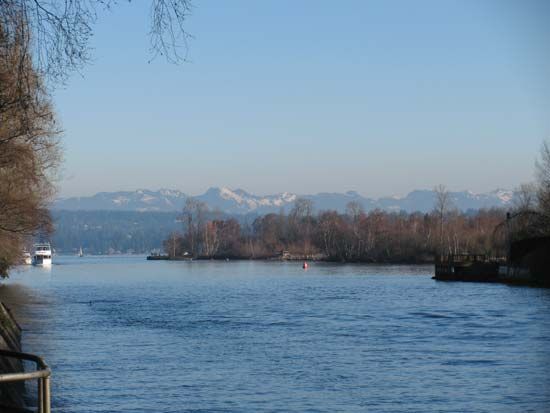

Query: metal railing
left=435, top=254, right=488, bottom=264
left=0, top=349, right=51, bottom=413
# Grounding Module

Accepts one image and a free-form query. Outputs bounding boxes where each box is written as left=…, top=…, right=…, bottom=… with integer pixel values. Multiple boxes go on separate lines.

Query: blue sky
left=55, top=0, right=550, bottom=197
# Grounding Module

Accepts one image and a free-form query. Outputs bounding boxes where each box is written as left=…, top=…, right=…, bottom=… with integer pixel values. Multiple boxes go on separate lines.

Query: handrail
left=0, top=349, right=51, bottom=413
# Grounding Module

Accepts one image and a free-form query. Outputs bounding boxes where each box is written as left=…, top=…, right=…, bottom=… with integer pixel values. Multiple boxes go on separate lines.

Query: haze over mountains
left=53, top=187, right=517, bottom=214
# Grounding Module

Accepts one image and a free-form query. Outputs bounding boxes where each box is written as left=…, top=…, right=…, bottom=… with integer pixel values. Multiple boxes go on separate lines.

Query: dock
left=434, top=236, right=550, bottom=287
left=434, top=254, right=500, bottom=282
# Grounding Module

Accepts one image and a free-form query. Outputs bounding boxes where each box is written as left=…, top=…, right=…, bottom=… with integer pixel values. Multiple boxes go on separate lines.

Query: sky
left=55, top=0, right=550, bottom=198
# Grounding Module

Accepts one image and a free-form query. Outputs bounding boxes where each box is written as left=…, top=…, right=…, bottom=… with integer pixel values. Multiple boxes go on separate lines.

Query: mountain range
left=52, top=187, right=517, bottom=214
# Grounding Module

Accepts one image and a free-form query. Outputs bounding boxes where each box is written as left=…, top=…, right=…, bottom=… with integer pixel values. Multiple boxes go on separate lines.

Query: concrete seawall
left=0, top=295, right=26, bottom=410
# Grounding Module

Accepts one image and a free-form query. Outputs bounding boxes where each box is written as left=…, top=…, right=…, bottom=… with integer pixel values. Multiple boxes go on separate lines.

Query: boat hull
left=32, top=257, right=52, bottom=266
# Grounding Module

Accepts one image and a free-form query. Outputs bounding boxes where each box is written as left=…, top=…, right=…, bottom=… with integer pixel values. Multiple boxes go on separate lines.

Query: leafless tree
left=346, top=200, right=364, bottom=257
left=513, top=183, right=537, bottom=212
left=0, top=14, right=61, bottom=276
left=163, top=231, right=182, bottom=258
left=290, top=198, right=313, bottom=220
left=0, top=1, right=193, bottom=275
left=290, top=198, right=314, bottom=257
left=165, top=204, right=508, bottom=263
left=202, top=221, right=220, bottom=257
left=433, top=184, right=452, bottom=255
left=345, top=201, right=363, bottom=221
left=535, top=140, right=550, bottom=230
left=1, top=0, right=193, bottom=82
left=180, top=197, right=207, bottom=256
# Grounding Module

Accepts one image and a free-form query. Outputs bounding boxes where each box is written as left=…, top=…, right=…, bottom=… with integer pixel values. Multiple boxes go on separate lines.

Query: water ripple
left=6, top=257, right=550, bottom=413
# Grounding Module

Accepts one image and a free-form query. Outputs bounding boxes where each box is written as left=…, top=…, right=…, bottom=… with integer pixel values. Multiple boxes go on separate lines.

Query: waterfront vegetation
left=0, top=0, right=191, bottom=277
left=162, top=199, right=507, bottom=262
left=0, top=12, right=61, bottom=276
left=162, top=154, right=550, bottom=263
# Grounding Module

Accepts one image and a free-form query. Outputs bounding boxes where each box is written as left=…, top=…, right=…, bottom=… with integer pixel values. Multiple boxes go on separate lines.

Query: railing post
left=38, top=377, right=43, bottom=413
left=0, top=350, right=51, bottom=413
left=42, top=376, right=51, bottom=413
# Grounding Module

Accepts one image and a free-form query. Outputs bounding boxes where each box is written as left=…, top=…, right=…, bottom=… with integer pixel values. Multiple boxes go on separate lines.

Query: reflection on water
left=3, top=256, right=550, bottom=412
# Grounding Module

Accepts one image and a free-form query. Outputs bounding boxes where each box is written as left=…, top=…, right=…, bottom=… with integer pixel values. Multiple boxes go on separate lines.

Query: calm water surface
left=4, top=256, right=550, bottom=412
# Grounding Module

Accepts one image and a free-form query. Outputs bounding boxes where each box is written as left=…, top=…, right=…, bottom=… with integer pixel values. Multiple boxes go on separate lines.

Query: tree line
left=163, top=197, right=508, bottom=263
left=504, top=141, right=550, bottom=243
left=164, top=144, right=550, bottom=263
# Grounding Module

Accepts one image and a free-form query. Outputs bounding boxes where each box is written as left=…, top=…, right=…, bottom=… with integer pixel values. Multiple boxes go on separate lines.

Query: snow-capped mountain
left=375, top=189, right=517, bottom=213
left=196, top=187, right=297, bottom=214
left=52, top=187, right=518, bottom=214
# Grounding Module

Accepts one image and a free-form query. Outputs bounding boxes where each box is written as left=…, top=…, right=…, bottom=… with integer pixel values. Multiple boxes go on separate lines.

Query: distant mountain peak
left=491, top=188, right=514, bottom=204
left=232, top=188, right=250, bottom=196
left=53, top=187, right=518, bottom=214
left=158, top=188, right=186, bottom=197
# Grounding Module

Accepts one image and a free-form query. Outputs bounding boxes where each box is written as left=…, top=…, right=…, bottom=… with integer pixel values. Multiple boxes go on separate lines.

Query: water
left=4, top=256, right=550, bottom=412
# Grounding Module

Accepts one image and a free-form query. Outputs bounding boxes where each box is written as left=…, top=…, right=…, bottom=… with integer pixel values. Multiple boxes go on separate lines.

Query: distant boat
left=78, top=246, right=84, bottom=257
left=22, top=252, right=32, bottom=265
left=32, top=243, right=52, bottom=266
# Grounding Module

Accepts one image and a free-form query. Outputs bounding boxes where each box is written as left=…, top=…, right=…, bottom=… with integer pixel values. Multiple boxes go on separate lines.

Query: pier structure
left=434, top=236, right=550, bottom=286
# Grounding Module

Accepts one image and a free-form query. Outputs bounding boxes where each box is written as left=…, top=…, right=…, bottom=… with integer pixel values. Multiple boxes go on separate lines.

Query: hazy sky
left=56, top=0, right=550, bottom=198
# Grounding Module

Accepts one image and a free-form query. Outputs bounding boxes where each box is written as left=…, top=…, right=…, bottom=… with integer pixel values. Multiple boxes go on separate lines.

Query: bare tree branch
left=1, top=0, right=193, bottom=83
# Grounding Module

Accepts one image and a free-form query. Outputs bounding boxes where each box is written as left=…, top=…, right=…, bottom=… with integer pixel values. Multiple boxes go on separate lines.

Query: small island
left=153, top=176, right=550, bottom=287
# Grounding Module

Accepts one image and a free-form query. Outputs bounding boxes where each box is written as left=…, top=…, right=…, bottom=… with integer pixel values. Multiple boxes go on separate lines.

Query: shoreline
left=146, top=255, right=435, bottom=265
left=149, top=255, right=549, bottom=287
left=0, top=284, right=26, bottom=410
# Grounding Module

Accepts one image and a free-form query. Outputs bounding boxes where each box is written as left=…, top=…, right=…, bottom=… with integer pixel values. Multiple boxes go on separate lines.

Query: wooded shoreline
left=162, top=199, right=508, bottom=266
left=147, top=253, right=436, bottom=264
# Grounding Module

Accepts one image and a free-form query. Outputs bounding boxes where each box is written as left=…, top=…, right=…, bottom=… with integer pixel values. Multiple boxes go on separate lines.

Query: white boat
left=32, top=243, right=52, bottom=266
left=22, top=252, right=32, bottom=265
left=78, top=246, right=84, bottom=257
